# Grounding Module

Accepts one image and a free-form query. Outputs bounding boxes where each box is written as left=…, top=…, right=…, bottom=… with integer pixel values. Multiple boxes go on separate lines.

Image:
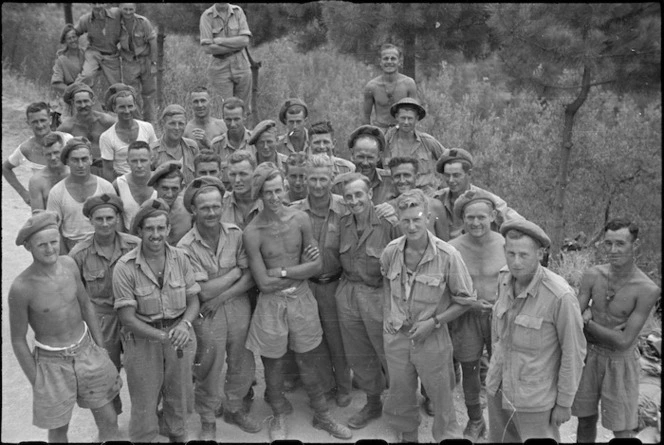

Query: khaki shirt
left=75, top=8, right=122, bottom=54
left=211, top=129, right=254, bottom=186
left=151, top=137, right=200, bottom=186
left=383, top=128, right=445, bottom=192
left=433, top=183, right=522, bottom=241
left=380, top=232, right=475, bottom=330
left=220, top=191, right=262, bottom=229
left=291, top=193, right=348, bottom=277
left=199, top=4, right=251, bottom=70
left=113, top=242, right=201, bottom=323
left=51, top=48, right=85, bottom=87
left=119, top=14, right=156, bottom=60
left=277, top=128, right=309, bottom=156
left=331, top=167, right=395, bottom=205
left=331, top=156, right=355, bottom=177
left=177, top=223, right=248, bottom=303
left=339, top=205, right=400, bottom=288
left=69, top=231, right=140, bottom=308
left=486, top=265, right=587, bottom=412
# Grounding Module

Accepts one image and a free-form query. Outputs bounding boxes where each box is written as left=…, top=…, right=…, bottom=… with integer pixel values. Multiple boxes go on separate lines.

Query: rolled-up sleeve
left=446, top=248, right=477, bottom=306
left=236, top=236, right=249, bottom=269
left=199, top=11, right=213, bottom=44
left=554, top=292, right=587, bottom=407
left=179, top=252, right=202, bottom=297
left=180, top=246, right=209, bottom=283
left=112, top=261, right=138, bottom=310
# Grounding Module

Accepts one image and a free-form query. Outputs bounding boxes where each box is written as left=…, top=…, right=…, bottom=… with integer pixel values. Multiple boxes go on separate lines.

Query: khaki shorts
left=571, top=342, right=640, bottom=431
left=449, top=308, right=492, bottom=362
left=245, top=281, right=323, bottom=359
left=32, top=330, right=122, bottom=429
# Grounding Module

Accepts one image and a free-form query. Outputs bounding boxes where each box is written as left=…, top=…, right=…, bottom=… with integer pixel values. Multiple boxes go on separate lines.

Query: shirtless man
left=243, top=163, right=352, bottom=441
left=9, top=211, right=122, bottom=442
left=184, top=86, right=227, bottom=151
left=448, top=189, right=506, bottom=441
left=29, top=133, right=70, bottom=212
left=3, top=102, right=72, bottom=206
left=362, top=43, right=418, bottom=133
left=57, top=82, right=116, bottom=173
left=572, top=218, right=660, bottom=441
left=112, top=140, right=157, bottom=232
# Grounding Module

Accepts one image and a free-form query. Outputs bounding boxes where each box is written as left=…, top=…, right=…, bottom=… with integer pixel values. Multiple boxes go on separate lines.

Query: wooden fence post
left=156, top=25, right=165, bottom=110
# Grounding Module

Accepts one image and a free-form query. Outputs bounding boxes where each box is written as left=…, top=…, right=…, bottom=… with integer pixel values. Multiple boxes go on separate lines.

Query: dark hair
left=26, top=102, right=50, bottom=118
left=43, top=132, right=64, bottom=148
left=309, top=120, right=334, bottom=137
left=60, top=23, right=77, bottom=45
left=111, top=90, right=136, bottom=110
left=228, top=149, right=256, bottom=169
left=388, top=156, right=419, bottom=174
left=605, top=218, right=639, bottom=241
left=127, top=140, right=151, bottom=154
left=194, top=150, right=222, bottom=169
left=285, top=152, right=307, bottom=173
left=222, top=97, right=245, bottom=114
left=286, top=105, right=306, bottom=116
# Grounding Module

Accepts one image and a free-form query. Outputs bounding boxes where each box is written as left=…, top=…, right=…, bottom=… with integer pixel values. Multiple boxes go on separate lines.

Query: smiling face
left=602, top=227, right=637, bottom=269
left=352, top=137, right=380, bottom=177
left=443, top=162, right=471, bottom=195
left=343, top=178, right=372, bottom=216
left=73, top=91, right=94, bottom=117
left=310, top=133, right=334, bottom=156
left=390, top=162, right=417, bottom=195
left=26, top=228, right=60, bottom=265
left=163, top=114, right=186, bottom=142
left=398, top=204, right=429, bottom=243
left=228, top=160, right=253, bottom=197
left=192, top=188, right=223, bottom=230
left=138, top=214, right=170, bottom=253
left=255, top=131, right=278, bottom=159
left=260, top=175, right=286, bottom=212
left=114, top=94, right=136, bottom=122
left=119, top=3, right=136, bottom=20
left=380, top=48, right=400, bottom=74
left=64, top=29, right=79, bottom=50
left=155, top=177, right=182, bottom=207
left=27, top=110, right=51, bottom=139
left=307, top=166, right=333, bottom=200
left=463, top=201, right=496, bottom=239
left=191, top=92, right=210, bottom=119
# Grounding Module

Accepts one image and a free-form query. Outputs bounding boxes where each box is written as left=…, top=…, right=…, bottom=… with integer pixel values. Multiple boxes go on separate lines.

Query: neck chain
left=606, top=265, right=634, bottom=302
left=383, top=77, right=397, bottom=103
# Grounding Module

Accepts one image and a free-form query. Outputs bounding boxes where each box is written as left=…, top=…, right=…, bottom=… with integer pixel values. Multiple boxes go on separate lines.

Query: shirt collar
left=211, top=4, right=237, bottom=18
left=394, top=231, right=438, bottom=265
left=302, top=193, right=346, bottom=215
left=512, top=264, right=544, bottom=299
left=135, top=241, right=175, bottom=270
left=90, top=232, right=129, bottom=260
left=191, top=222, right=228, bottom=251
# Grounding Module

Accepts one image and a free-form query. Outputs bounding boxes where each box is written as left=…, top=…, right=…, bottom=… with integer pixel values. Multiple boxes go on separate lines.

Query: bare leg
left=91, top=401, right=120, bottom=441
left=48, top=424, right=69, bottom=443
left=576, top=414, right=598, bottom=443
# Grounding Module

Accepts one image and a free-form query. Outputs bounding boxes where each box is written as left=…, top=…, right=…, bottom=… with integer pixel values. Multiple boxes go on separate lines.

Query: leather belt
left=309, top=272, right=342, bottom=285
left=146, top=315, right=182, bottom=330
left=213, top=50, right=240, bottom=60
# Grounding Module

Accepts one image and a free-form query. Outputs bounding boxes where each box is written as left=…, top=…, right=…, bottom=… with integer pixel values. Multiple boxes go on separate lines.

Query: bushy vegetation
left=2, top=5, right=660, bottom=285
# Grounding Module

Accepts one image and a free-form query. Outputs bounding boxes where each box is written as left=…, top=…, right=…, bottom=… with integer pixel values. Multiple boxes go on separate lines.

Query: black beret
left=82, top=193, right=123, bottom=218
left=61, top=137, right=92, bottom=164
left=347, top=125, right=386, bottom=152
left=131, top=198, right=171, bottom=235
left=251, top=162, right=281, bottom=201
left=436, top=147, right=474, bottom=173
left=500, top=218, right=551, bottom=248
left=278, top=98, right=308, bottom=125
left=148, top=161, right=183, bottom=187
left=183, top=176, right=226, bottom=213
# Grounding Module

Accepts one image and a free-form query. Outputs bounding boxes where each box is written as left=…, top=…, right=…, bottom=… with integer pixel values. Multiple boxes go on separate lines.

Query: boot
left=347, top=395, right=382, bottom=429
left=401, top=429, right=419, bottom=443
left=224, top=409, right=262, bottom=433
left=313, top=411, right=353, bottom=440
left=169, top=433, right=186, bottom=443
left=423, top=395, right=434, bottom=416
left=268, top=414, right=287, bottom=441
left=463, top=417, right=487, bottom=441
left=200, top=422, right=216, bottom=441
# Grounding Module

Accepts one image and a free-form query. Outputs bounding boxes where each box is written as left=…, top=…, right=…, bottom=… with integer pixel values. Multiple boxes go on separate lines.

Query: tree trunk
left=402, top=32, right=416, bottom=82
left=156, top=26, right=165, bottom=110
left=63, top=3, right=73, bottom=24
left=551, top=64, right=592, bottom=257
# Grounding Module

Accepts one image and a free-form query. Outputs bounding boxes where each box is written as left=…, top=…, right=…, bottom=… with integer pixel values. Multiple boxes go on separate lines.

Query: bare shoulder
left=28, top=169, right=48, bottom=187
left=57, top=117, right=76, bottom=133
left=97, top=111, right=117, bottom=127
left=364, top=75, right=382, bottom=91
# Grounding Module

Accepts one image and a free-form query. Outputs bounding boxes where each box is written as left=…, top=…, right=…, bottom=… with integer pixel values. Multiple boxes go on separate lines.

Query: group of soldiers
left=4, top=2, right=661, bottom=445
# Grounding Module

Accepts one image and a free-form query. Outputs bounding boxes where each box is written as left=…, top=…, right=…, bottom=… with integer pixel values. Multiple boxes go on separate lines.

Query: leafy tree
left=487, top=3, right=661, bottom=256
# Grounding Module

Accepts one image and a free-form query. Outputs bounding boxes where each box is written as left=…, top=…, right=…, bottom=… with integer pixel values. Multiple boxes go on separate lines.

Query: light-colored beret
left=278, top=98, right=308, bottom=125
left=248, top=119, right=277, bottom=146
left=183, top=176, right=226, bottom=213
left=500, top=218, right=551, bottom=248
left=16, top=210, right=60, bottom=245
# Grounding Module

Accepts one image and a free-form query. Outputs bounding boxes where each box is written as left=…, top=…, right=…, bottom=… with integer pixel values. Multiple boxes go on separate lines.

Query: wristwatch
left=431, top=315, right=441, bottom=329
left=281, top=267, right=287, bottom=278
left=182, top=319, right=193, bottom=330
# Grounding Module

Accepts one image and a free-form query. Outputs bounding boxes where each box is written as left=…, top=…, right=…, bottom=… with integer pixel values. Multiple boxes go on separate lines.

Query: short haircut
left=380, top=43, right=402, bottom=57
left=111, top=90, right=136, bottom=109
left=286, top=104, right=306, bottom=117
left=340, top=172, right=371, bottom=193
left=396, top=188, right=428, bottom=216
left=60, top=23, right=77, bottom=45
left=127, top=140, right=151, bottom=154
left=353, top=134, right=381, bottom=152
left=505, top=229, right=543, bottom=249
left=309, top=120, right=334, bottom=137
left=306, top=154, right=334, bottom=176
left=43, top=132, right=64, bottom=148
left=26, top=102, right=50, bottom=118
left=388, top=156, right=419, bottom=174
left=228, top=149, right=256, bottom=169
left=605, top=217, right=639, bottom=241
left=285, top=152, right=307, bottom=173
left=222, top=97, right=245, bottom=114
left=194, top=150, right=222, bottom=169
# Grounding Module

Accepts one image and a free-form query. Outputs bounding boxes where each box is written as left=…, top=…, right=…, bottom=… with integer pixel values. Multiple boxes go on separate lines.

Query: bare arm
left=102, top=160, right=116, bottom=182
left=28, top=176, right=46, bottom=212
left=266, top=213, right=323, bottom=280
left=243, top=226, right=298, bottom=293
left=8, top=281, right=37, bottom=385
left=576, top=268, right=596, bottom=312
left=68, top=257, right=104, bottom=347
left=117, top=306, right=169, bottom=342
left=585, top=288, right=659, bottom=350
left=2, top=160, right=30, bottom=205
left=362, top=84, right=375, bottom=125
left=406, top=77, right=418, bottom=100
left=198, top=267, right=242, bottom=302
left=200, top=268, right=255, bottom=317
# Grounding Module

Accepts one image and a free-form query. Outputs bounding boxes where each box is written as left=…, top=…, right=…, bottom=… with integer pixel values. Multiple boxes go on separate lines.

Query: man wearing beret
left=334, top=172, right=400, bottom=430
left=2, top=102, right=73, bottom=206
left=211, top=97, right=254, bottom=187
left=277, top=98, right=310, bottom=156
left=74, top=3, right=123, bottom=88
left=47, top=137, right=117, bottom=253
left=28, top=132, right=70, bottom=212
left=362, top=43, right=418, bottom=133
left=381, top=189, right=475, bottom=442
left=332, top=125, right=395, bottom=206
left=448, top=189, right=507, bottom=441
left=434, top=148, right=522, bottom=241
left=113, top=198, right=200, bottom=442
left=68, top=194, right=140, bottom=415
left=290, top=154, right=353, bottom=408
left=57, top=82, right=116, bottom=175
left=151, top=104, right=200, bottom=186
left=308, top=120, right=356, bottom=176
left=249, top=119, right=289, bottom=171
left=177, top=176, right=261, bottom=439
left=148, top=161, right=192, bottom=245
left=383, top=98, right=445, bottom=196
left=243, top=163, right=352, bottom=441
left=9, top=210, right=122, bottom=442
left=486, top=219, right=586, bottom=442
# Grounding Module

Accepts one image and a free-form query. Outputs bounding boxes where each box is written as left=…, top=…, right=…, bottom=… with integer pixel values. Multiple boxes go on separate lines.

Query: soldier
left=147, top=161, right=192, bottom=245
left=308, top=120, right=356, bottom=176
left=28, top=133, right=70, bottom=212
left=211, top=97, right=254, bottom=189
left=184, top=86, right=228, bottom=151
left=277, top=98, right=309, bottom=155
left=283, top=152, right=308, bottom=204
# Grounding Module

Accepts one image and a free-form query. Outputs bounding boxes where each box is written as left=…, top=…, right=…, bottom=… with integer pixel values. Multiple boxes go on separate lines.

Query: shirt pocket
left=82, top=267, right=107, bottom=297
left=163, top=277, right=187, bottom=312
left=134, top=284, right=161, bottom=316
left=324, top=223, right=340, bottom=250
left=365, top=245, right=383, bottom=277
left=412, top=274, right=442, bottom=304
left=512, top=314, right=543, bottom=352
left=386, top=269, right=402, bottom=300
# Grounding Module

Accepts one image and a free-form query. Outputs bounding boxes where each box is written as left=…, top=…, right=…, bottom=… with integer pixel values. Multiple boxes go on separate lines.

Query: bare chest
left=116, top=124, right=139, bottom=145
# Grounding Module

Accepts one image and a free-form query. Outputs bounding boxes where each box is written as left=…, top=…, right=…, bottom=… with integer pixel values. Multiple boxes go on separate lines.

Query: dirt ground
left=0, top=93, right=631, bottom=443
